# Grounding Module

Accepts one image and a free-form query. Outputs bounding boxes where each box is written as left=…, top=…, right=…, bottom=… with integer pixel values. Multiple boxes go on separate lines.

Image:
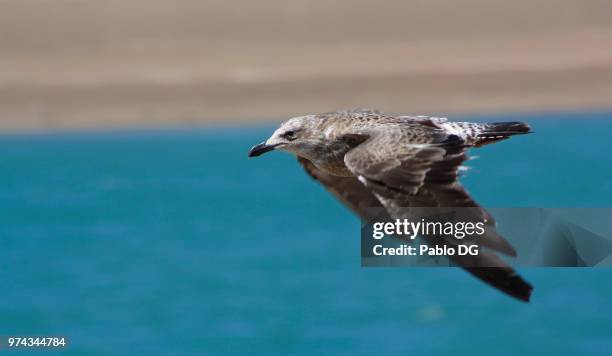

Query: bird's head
left=248, top=115, right=326, bottom=159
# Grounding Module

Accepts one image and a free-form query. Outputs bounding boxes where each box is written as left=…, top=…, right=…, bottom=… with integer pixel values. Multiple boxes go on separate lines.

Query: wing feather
left=343, top=127, right=532, bottom=302
left=297, top=157, right=390, bottom=222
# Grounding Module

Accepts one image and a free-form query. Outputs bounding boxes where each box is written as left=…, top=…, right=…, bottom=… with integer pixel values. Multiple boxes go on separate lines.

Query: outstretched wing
left=297, top=157, right=390, bottom=222
left=344, top=126, right=533, bottom=302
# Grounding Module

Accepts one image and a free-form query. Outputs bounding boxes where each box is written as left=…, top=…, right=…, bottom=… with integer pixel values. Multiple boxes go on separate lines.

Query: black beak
left=248, top=142, right=277, bottom=157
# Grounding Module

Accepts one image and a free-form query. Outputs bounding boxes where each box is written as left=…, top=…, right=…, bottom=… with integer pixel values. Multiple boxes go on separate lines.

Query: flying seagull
left=248, top=109, right=533, bottom=302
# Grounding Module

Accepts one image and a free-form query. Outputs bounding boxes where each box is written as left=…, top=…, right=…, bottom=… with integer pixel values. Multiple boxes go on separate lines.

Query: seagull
left=248, top=109, right=533, bottom=302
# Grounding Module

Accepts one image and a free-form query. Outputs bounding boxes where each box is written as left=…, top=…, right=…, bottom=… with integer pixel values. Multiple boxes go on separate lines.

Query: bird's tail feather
left=474, top=121, right=531, bottom=147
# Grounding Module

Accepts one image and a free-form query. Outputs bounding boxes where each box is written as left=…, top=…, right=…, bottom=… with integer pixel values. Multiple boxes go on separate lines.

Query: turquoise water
left=0, top=112, right=611, bottom=355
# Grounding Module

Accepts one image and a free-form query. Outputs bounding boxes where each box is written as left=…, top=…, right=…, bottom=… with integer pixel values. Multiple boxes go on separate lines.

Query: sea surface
left=0, top=112, right=611, bottom=355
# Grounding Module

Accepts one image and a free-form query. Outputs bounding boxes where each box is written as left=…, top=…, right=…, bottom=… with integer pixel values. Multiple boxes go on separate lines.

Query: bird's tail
left=474, top=121, right=531, bottom=147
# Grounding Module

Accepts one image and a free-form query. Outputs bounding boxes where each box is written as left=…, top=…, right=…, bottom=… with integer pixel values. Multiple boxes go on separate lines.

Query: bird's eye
left=283, top=130, right=297, bottom=141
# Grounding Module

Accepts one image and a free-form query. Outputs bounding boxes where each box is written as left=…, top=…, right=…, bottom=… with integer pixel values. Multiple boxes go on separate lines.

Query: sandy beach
left=1, top=0, right=612, bottom=131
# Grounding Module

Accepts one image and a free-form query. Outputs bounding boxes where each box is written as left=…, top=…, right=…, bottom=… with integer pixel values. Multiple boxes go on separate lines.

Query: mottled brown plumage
left=249, top=109, right=533, bottom=302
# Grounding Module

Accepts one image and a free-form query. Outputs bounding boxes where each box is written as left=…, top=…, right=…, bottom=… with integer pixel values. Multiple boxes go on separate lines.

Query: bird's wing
left=297, top=157, right=390, bottom=222
left=344, top=127, right=533, bottom=302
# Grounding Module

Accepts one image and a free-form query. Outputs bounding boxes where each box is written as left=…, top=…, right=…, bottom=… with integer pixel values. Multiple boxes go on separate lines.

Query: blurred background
left=1, top=1, right=612, bottom=355
left=1, top=0, right=612, bottom=131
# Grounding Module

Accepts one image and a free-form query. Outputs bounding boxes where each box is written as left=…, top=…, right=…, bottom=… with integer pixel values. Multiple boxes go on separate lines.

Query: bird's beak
left=248, top=142, right=277, bottom=157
